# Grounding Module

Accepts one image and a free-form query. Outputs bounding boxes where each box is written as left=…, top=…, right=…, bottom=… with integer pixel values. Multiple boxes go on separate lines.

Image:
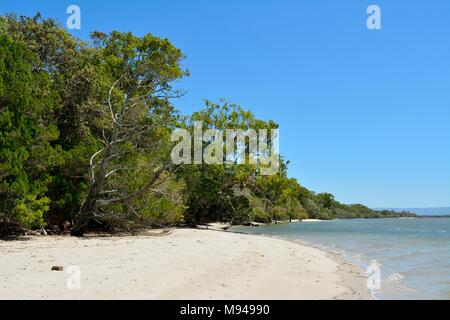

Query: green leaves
left=0, top=35, right=60, bottom=228
left=13, top=195, right=50, bottom=229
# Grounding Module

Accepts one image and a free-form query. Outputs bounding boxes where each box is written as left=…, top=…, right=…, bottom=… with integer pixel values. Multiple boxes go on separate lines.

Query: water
left=230, top=218, right=450, bottom=299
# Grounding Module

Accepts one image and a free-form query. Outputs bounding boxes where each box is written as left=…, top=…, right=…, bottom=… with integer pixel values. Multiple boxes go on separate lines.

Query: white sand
left=0, top=229, right=370, bottom=300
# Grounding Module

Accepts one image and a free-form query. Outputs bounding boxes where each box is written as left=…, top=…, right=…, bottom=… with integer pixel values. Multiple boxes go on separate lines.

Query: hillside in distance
left=374, top=207, right=450, bottom=216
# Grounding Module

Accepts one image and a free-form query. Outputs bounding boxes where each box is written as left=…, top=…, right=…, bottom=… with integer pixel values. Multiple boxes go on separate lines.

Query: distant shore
left=0, top=228, right=370, bottom=300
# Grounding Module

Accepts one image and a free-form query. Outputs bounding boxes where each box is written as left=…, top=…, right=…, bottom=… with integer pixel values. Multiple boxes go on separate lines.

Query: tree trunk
left=71, top=197, right=97, bottom=236
left=71, top=80, right=155, bottom=236
left=70, top=224, right=86, bottom=237
left=72, top=134, right=114, bottom=236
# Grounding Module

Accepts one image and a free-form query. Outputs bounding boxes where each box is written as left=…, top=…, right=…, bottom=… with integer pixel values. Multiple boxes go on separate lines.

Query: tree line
left=0, top=14, right=415, bottom=237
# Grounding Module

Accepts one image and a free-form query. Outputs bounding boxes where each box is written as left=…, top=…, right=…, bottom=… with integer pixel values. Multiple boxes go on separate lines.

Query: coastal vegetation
left=0, top=14, right=415, bottom=237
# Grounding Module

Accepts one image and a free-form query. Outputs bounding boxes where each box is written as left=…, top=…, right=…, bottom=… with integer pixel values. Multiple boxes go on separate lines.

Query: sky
left=1, top=0, right=449, bottom=208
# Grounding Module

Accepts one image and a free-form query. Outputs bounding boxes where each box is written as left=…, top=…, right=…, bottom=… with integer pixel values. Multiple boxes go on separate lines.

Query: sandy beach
left=0, top=228, right=370, bottom=300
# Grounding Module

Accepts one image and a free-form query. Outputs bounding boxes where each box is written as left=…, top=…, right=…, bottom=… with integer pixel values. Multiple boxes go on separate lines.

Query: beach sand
left=0, top=228, right=370, bottom=300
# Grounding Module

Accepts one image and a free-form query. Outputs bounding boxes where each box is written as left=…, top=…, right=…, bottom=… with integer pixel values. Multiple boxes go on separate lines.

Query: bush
left=251, top=207, right=271, bottom=223
left=12, top=195, right=49, bottom=229
left=270, top=206, right=289, bottom=221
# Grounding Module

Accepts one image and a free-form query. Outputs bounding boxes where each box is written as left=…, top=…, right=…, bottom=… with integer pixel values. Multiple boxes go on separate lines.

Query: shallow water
left=230, top=218, right=450, bottom=300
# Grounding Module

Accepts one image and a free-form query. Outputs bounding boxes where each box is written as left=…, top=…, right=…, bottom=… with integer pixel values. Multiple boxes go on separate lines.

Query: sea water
left=230, top=218, right=450, bottom=300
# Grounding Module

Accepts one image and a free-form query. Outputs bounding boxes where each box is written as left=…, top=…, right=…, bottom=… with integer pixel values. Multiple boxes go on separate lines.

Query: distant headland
left=374, top=207, right=450, bottom=217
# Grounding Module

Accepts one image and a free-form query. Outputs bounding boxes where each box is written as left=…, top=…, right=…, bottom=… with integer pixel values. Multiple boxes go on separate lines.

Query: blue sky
left=1, top=0, right=449, bottom=208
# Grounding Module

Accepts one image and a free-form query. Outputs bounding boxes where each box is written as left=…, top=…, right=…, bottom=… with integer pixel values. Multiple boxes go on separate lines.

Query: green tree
left=317, top=193, right=336, bottom=210
left=71, top=31, right=188, bottom=236
left=178, top=100, right=278, bottom=225
left=0, top=35, right=61, bottom=230
left=2, top=14, right=104, bottom=225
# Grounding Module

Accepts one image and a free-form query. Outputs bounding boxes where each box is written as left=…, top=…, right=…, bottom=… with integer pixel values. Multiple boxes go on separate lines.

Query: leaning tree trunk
left=71, top=103, right=121, bottom=237
left=71, top=151, right=110, bottom=237
left=71, top=197, right=97, bottom=237
left=70, top=75, right=174, bottom=236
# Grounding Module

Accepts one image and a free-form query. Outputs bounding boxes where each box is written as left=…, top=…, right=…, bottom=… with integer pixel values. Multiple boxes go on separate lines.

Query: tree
left=317, top=193, right=336, bottom=210
left=178, top=100, right=279, bottom=225
left=71, top=31, right=188, bottom=236
left=2, top=14, right=105, bottom=225
left=0, top=35, right=61, bottom=231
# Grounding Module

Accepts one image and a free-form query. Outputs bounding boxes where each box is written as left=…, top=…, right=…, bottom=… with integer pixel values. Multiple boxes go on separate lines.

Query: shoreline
left=226, top=228, right=372, bottom=299
left=0, top=228, right=370, bottom=300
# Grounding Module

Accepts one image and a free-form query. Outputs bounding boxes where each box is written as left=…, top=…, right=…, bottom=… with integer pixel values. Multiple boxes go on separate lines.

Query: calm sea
left=230, top=218, right=450, bottom=300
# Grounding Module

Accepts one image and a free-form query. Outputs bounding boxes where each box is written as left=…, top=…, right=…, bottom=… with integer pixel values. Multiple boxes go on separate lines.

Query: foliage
left=0, top=34, right=60, bottom=229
